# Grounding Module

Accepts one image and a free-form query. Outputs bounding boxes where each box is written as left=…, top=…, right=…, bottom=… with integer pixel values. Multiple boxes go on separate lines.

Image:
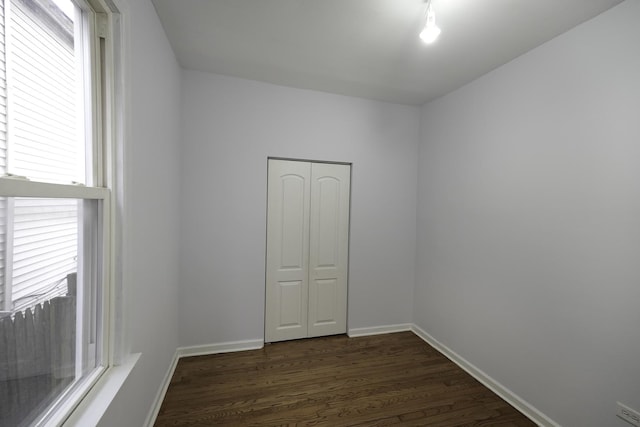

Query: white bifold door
left=265, top=159, right=351, bottom=343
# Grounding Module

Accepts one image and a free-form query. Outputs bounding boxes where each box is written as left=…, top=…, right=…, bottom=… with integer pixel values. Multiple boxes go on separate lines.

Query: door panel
left=280, top=177, right=307, bottom=269
left=265, top=160, right=310, bottom=342
left=277, top=280, right=304, bottom=327
left=312, top=278, right=337, bottom=323
left=308, top=162, right=350, bottom=337
left=316, top=177, right=340, bottom=267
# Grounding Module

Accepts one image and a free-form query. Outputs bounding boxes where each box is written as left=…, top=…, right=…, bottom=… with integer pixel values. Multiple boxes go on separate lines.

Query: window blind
left=0, top=0, right=79, bottom=312
left=9, top=0, right=79, bottom=184
left=0, top=1, right=7, bottom=310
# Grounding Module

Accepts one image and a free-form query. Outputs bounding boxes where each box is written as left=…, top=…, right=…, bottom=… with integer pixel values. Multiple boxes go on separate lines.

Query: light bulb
left=420, top=2, right=441, bottom=44
left=420, top=24, right=441, bottom=44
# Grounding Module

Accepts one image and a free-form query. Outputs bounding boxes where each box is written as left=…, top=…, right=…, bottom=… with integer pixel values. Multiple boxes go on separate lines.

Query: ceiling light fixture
left=420, top=0, right=441, bottom=44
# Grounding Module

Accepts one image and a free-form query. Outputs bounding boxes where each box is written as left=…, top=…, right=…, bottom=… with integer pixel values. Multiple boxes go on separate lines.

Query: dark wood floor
left=155, top=332, right=535, bottom=426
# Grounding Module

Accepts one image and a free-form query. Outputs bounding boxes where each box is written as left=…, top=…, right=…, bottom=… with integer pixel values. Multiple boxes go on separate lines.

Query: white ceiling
left=151, top=0, right=623, bottom=105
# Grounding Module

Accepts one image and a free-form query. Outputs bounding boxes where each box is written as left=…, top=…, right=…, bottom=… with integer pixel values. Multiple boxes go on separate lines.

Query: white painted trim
left=62, top=352, right=140, bottom=427
left=177, top=339, right=264, bottom=358
left=347, top=323, right=412, bottom=337
left=144, top=339, right=264, bottom=427
left=410, top=324, right=560, bottom=427
left=143, top=350, right=180, bottom=427
left=0, top=178, right=110, bottom=199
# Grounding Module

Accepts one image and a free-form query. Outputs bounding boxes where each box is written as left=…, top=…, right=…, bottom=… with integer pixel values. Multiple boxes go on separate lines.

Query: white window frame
left=0, top=181, right=111, bottom=424
left=0, top=0, right=125, bottom=423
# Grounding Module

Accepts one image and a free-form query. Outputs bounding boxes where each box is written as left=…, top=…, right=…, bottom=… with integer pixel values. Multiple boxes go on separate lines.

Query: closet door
left=265, top=160, right=311, bottom=343
left=265, top=159, right=350, bottom=343
left=307, top=163, right=350, bottom=337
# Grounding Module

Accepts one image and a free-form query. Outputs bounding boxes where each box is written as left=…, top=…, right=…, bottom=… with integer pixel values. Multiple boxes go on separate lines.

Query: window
left=0, top=0, right=117, bottom=425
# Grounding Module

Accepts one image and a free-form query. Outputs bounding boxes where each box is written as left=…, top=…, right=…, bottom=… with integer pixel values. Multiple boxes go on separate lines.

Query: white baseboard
left=348, top=323, right=412, bottom=337
left=177, top=338, right=264, bottom=358
left=410, top=324, right=559, bottom=427
left=145, top=339, right=263, bottom=426
left=144, top=349, right=179, bottom=427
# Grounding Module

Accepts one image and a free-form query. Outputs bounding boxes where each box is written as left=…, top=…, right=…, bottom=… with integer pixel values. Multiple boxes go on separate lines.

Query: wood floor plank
left=155, top=332, right=535, bottom=426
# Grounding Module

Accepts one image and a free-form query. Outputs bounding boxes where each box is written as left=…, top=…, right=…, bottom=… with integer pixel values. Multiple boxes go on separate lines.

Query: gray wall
left=178, top=70, right=420, bottom=346
left=97, top=0, right=182, bottom=425
left=415, top=1, right=640, bottom=426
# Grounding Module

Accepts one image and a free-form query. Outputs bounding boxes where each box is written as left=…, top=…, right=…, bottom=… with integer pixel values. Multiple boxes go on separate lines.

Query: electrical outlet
left=617, top=402, right=640, bottom=426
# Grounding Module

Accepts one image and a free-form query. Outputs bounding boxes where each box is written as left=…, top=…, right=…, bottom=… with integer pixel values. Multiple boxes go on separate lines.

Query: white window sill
left=61, top=353, right=141, bottom=427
